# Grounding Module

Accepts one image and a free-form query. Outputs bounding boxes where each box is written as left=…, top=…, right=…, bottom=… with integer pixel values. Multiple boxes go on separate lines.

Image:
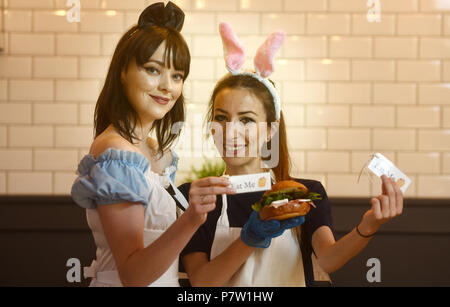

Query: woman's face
left=212, top=87, right=269, bottom=168
left=121, top=40, right=185, bottom=124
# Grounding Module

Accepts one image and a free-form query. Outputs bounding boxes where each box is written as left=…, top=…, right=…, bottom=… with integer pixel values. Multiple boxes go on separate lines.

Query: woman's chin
left=221, top=155, right=256, bottom=168
left=145, top=101, right=174, bottom=121
left=143, top=109, right=168, bottom=122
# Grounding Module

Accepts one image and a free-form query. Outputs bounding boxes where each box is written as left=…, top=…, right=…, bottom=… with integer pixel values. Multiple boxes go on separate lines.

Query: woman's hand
left=359, top=175, right=404, bottom=236
left=186, top=177, right=236, bottom=226
left=241, top=211, right=305, bottom=248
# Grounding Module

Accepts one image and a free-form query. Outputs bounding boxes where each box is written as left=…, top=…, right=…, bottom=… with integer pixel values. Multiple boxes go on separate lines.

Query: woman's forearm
left=189, top=239, right=255, bottom=287
left=119, top=211, right=202, bottom=287
left=317, top=226, right=374, bottom=274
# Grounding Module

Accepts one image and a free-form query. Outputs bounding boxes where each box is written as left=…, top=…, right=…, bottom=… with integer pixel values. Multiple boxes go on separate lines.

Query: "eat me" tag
left=367, top=153, right=411, bottom=193
left=222, top=172, right=272, bottom=194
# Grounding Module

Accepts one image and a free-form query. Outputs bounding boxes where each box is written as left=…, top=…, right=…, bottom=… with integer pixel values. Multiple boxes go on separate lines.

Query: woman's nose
left=225, top=121, right=245, bottom=140
left=158, top=71, right=172, bottom=92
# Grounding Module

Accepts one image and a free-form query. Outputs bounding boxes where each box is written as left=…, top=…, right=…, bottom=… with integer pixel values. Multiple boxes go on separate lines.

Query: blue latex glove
left=241, top=211, right=305, bottom=248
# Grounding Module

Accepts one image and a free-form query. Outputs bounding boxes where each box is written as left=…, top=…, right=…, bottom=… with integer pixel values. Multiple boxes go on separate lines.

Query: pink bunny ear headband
left=219, top=22, right=285, bottom=120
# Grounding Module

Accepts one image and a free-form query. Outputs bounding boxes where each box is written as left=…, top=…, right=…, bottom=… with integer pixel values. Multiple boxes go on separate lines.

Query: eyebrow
left=215, top=108, right=258, bottom=116
left=145, top=59, right=184, bottom=74
left=146, top=59, right=165, bottom=66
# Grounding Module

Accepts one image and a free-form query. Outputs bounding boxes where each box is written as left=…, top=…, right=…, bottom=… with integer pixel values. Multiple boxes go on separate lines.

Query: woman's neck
left=106, top=118, right=154, bottom=151
left=134, top=120, right=153, bottom=144
left=224, top=159, right=267, bottom=176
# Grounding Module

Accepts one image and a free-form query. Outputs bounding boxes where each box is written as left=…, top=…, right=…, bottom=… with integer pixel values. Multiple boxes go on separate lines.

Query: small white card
left=223, top=172, right=272, bottom=194
left=367, top=153, right=411, bottom=193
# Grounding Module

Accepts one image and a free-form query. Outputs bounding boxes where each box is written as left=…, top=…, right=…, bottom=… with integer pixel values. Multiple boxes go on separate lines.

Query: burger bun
left=259, top=199, right=312, bottom=221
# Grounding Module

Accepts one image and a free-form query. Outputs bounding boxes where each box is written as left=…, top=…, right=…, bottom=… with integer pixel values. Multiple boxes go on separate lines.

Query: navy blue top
left=177, top=178, right=335, bottom=287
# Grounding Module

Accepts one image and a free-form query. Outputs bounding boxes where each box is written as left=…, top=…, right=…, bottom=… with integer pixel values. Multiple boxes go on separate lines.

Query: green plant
left=185, top=157, right=226, bottom=182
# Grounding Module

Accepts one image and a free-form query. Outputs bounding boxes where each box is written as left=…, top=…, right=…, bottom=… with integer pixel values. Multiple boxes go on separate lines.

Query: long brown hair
left=94, top=25, right=190, bottom=156
left=206, top=74, right=292, bottom=182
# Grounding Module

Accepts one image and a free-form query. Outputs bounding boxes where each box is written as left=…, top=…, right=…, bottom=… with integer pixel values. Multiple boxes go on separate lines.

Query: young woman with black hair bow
left=71, top=2, right=235, bottom=287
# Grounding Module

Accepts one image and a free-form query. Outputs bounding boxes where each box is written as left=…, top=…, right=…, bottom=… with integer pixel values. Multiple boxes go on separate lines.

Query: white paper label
left=223, top=172, right=272, bottom=194
left=367, top=153, right=411, bottom=193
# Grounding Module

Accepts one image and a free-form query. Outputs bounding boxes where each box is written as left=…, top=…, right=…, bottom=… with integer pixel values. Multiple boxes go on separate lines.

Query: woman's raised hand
left=359, top=175, right=404, bottom=236
left=186, top=177, right=236, bottom=226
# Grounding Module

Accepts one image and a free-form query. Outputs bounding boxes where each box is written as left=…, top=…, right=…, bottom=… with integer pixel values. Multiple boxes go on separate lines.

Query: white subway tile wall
left=0, top=0, right=449, bottom=198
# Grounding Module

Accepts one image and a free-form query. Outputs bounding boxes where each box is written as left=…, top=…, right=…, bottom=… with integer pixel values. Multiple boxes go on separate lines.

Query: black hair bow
left=138, top=1, right=185, bottom=32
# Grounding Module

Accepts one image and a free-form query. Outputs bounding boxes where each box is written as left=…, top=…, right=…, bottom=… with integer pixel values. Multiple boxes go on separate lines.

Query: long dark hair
left=206, top=74, right=292, bottom=182
left=94, top=24, right=190, bottom=156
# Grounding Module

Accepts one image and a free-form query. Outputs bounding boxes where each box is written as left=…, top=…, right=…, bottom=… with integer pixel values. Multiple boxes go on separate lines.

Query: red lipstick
left=150, top=95, right=170, bottom=105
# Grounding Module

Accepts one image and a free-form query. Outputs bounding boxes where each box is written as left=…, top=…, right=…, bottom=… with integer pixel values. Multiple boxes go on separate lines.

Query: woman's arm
left=97, top=176, right=234, bottom=287
left=182, top=238, right=255, bottom=287
left=89, top=137, right=235, bottom=286
left=311, top=225, right=372, bottom=274
left=312, top=175, right=404, bottom=274
left=98, top=201, right=207, bottom=286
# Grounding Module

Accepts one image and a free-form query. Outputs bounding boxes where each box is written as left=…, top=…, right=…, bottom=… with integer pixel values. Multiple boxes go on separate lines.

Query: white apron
left=210, top=194, right=306, bottom=287
left=83, top=171, right=180, bottom=287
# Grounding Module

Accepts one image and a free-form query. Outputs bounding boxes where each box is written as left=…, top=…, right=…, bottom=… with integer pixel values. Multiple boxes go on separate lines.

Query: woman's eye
left=173, top=73, right=184, bottom=81
left=145, top=67, right=159, bottom=74
left=241, top=117, right=255, bottom=124
left=214, top=115, right=227, bottom=122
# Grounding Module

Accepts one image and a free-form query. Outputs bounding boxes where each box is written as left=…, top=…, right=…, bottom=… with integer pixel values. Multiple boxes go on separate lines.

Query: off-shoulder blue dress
left=71, top=148, right=180, bottom=287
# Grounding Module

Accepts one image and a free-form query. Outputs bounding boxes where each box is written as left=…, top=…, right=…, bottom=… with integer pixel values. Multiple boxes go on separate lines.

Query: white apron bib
left=84, top=228, right=179, bottom=287
left=83, top=172, right=180, bottom=287
left=210, top=194, right=306, bottom=287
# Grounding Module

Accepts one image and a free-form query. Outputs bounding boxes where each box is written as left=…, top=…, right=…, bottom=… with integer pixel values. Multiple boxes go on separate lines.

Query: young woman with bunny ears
left=70, top=2, right=236, bottom=287
left=177, top=23, right=404, bottom=287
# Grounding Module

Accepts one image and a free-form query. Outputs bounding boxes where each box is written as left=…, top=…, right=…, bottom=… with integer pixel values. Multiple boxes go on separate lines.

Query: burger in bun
left=251, top=180, right=322, bottom=221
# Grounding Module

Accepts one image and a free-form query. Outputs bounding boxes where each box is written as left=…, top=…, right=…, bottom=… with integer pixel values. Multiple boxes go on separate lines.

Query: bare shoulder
left=90, top=130, right=137, bottom=159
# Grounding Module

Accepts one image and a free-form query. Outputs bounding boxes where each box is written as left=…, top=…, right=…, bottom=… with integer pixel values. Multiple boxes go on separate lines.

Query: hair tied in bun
left=138, top=1, right=185, bottom=32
